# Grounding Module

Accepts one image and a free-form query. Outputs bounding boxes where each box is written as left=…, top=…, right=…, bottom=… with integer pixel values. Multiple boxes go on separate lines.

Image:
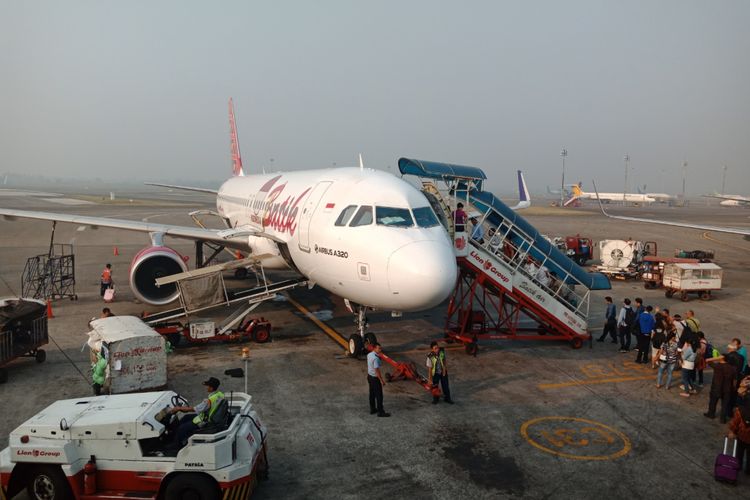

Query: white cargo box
left=663, top=262, right=723, bottom=291
left=87, top=316, right=167, bottom=394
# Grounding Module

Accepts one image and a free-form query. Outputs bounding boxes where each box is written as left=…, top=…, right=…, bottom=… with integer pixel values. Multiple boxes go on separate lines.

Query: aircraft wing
left=703, top=194, right=750, bottom=204
left=0, top=208, right=266, bottom=248
left=144, top=182, right=219, bottom=194
left=592, top=183, right=750, bottom=236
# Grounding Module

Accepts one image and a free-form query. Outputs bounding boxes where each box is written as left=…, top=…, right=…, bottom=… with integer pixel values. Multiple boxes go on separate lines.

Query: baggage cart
left=662, top=262, right=723, bottom=301
left=0, top=298, right=48, bottom=384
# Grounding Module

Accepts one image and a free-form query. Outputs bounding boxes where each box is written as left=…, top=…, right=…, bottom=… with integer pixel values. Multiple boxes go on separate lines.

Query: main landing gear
left=346, top=303, right=378, bottom=357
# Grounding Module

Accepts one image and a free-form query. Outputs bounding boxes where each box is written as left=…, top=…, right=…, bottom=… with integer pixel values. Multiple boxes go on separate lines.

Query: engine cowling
left=129, top=246, right=188, bottom=305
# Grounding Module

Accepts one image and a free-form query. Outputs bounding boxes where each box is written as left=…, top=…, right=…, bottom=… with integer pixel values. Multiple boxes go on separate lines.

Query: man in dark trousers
left=426, top=341, right=454, bottom=404
left=635, top=305, right=655, bottom=364
left=617, top=298, right=635, bottom=353
left=597, top=296, right=618, bottom=343
left=704, top=357, right=737, bottom=423
left=367, top=343, right=390, bottom=417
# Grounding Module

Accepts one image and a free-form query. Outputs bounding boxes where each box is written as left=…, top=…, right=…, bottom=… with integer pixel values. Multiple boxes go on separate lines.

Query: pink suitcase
left=103, top=286, right=115, bottom=303
left=715, top=437, right=740, bottom=484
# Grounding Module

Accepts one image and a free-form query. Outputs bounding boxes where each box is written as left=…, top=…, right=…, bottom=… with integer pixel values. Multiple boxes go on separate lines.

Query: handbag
left=682, top=359, right=695, bottom=370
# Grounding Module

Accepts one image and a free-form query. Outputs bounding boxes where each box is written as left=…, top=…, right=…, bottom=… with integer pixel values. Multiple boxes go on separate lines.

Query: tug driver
left=169, top=377, right=225, bottom=446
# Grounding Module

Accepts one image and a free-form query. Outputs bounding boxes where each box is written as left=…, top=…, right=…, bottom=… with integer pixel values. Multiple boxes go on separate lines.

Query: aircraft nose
left=387, top=241, right=457, bottom=311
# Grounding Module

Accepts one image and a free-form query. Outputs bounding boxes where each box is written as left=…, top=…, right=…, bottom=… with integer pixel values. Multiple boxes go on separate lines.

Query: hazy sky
left=1, top=1, right=748, bottom=195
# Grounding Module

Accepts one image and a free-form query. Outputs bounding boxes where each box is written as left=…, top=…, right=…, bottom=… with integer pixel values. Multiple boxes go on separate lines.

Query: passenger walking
left=635, top=305, right=655, bottom=364
left=367, top=343, right=390, bottom=417
left=618, top=298, right=635, bottom=353
left=727, top=400, right=750, bottom=476
left=100, top=263, right=113, bottom=297
left=734, top=338, right=748, bottom=376
left=426, top=341, right=454, bottom=405
left=685, top=309, right=701, bottom=334
left=597, top=296, right=618, bottom=343
left=704, top=356, right=738, bottom=423
left=679, top=342, right=697, bottom=397
left=656, top=332, right=679, bottom=389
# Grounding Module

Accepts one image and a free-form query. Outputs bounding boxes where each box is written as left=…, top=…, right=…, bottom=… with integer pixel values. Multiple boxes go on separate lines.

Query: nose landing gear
left=346, top=302, right=377, bottom=357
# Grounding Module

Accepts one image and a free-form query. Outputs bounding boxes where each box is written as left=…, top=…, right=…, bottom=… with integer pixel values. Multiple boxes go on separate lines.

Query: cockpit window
left=412, top=206, right=439, bottom=228
left=375, top=206, right=414, bottom=227
left=349, top=206, right=373, bottom=227
left=335, top=205, right=358, bottom=226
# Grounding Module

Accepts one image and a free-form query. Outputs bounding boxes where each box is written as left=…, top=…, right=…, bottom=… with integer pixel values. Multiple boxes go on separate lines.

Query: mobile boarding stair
left=399, top=158, right=611, bottom=353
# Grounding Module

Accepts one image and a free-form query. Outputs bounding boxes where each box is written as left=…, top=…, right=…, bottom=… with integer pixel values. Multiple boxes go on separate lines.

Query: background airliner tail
left=510, top=170, right=531, bottom=210
left=228, top=98, right=245, bottom=177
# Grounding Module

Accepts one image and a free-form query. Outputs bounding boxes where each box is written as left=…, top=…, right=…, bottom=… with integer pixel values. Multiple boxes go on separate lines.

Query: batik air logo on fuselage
left=250, top=175, right=311, bottom=236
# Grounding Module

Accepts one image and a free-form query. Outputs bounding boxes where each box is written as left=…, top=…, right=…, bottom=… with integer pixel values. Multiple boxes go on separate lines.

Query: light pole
left=560, top=148, right=568, bottom=207
left=681, top=160, right=688, bottom=205
left=623, top=154, right=630, bottom=206
left=721, top=165, right=727, bottom=195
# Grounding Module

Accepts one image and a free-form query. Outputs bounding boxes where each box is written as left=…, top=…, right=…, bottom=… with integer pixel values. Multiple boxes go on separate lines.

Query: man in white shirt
left=367, top=343, right=390, bottom=417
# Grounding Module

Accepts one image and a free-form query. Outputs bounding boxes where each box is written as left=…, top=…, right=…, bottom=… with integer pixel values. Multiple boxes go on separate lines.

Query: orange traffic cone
left=113, top=246, right=119, bottom=256
left=46, top=299, right=54, bottom=319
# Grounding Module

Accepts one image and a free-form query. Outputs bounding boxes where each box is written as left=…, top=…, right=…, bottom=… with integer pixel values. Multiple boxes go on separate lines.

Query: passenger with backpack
left=651, top=318, right=667, bottom=369
left=618, top=298, right=636, bottom=353
left=679, top=342, right=698, bottom=397
left=696, top=332, right=709, bottom=387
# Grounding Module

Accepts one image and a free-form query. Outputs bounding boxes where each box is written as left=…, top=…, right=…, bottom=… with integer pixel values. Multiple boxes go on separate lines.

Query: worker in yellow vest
left=170, top=377, right=225, bottom=446
left=426, top=342, right=454, bottom=405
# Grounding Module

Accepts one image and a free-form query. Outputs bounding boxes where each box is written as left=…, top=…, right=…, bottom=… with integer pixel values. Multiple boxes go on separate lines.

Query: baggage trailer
left=0, top=390, right=268, bottom=500
left=662, top=262, right=723, bottom=301
left=0, top=298, right=48, bottom=384
left=638, top=255, right=699, bottom=289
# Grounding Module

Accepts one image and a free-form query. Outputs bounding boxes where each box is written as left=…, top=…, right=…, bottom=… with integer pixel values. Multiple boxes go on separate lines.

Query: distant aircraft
left=546, top=184, right=577, bottom=197
left=704, top=193, right=750, bottom=207
left=565, top=183, right=655, bottom=206
left=593, top=182, right=750, bottom=237
left=0, top=99, right=458, bottom=352
left=509, top=170, right=531, bottom=210
left=636, top=185, right=675, bottom=203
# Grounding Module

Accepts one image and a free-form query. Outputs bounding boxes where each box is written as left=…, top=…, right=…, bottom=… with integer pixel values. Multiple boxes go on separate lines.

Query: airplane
left=509, top=170, right=531, bottom=210
left=593, top=181, right=750, bottom=237
left=546, top=184, right=577, bottom=197
left=0, top=99, right=458, bottom=353
left=564, top=183, right=655, bottom=206
left=636, top=185, right=675, bottom=203
left=703, top=193, right=750, bottom=207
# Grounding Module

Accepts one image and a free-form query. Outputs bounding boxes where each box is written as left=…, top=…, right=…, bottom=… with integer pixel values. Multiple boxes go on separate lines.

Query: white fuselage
left=215, top=168, right=457, bottom=312
left=582, top=192, right=656, bottom=203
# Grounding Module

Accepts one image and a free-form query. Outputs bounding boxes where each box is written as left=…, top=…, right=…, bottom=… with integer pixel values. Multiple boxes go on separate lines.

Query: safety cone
left=113, top=246, right=119, bottom=256
left=46, top=299, right=54, bottom=319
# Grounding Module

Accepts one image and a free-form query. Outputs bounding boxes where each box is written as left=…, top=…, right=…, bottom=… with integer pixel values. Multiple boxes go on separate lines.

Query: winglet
left=359, top=154, right=364, bottom=171
left=228, top=98, right=245, bottom=177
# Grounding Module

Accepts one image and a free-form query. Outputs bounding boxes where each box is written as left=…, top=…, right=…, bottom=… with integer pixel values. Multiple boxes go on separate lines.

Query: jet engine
left=129, top=246, right=188, bottom=305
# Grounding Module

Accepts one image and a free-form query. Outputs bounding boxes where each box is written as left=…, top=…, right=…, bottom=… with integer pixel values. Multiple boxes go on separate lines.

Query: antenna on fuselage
left=359, top=154, right=364, bottom=171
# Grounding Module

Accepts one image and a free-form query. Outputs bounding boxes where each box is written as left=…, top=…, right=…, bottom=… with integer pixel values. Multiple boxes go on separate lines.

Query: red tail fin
left=228, top=98, right=244, bottom=176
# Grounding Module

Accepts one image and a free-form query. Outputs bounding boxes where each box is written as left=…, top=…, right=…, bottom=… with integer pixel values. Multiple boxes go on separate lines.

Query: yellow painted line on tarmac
left=702, top=231, right=747, bottom=251
left=538, top=374, right=654, bottom=390
left=283, top=294, right=348, bottom=350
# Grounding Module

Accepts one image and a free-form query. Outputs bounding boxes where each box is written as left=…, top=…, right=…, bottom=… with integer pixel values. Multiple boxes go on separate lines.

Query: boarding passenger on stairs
left=470, top=217, right=484, bottom=244
left=453, top=203, right=467, bottom=232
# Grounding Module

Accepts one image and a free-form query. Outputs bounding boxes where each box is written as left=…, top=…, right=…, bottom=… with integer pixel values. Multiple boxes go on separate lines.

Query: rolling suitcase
left=714, top=437, right=740, bottom=484
left=103, top=286, right=115, bottom=303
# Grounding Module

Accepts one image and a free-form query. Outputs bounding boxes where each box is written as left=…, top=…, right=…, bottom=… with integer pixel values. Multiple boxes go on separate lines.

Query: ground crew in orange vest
left=100, top=263, right=113, bottom=297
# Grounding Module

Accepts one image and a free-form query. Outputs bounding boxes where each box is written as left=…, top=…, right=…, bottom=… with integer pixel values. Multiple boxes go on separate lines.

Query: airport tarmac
left=1, top=190, right=749, bottom=498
